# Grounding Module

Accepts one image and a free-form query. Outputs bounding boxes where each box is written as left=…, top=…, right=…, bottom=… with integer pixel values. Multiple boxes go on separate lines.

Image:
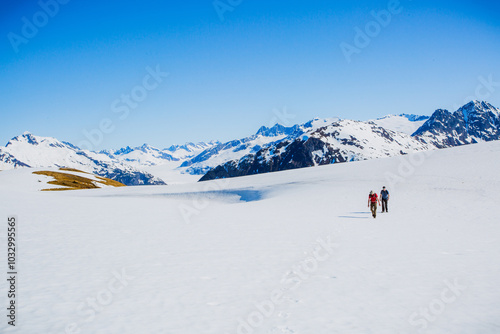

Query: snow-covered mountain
left=200, top=101, right=500, bottom=181
left=413, top=100, right=500, bottom=148
left=0, top=132, right=165, bottom=186
left=179, top=122, right=308, bottom=175
left=99, top=141, right=220, bottom=169
left=200, top=119, right=434, bottom=181
left=180, top=115, right=431, bottom=177
left=372, top=114, right=430, bottom=135
left=166, top=141, right=221, bottom=159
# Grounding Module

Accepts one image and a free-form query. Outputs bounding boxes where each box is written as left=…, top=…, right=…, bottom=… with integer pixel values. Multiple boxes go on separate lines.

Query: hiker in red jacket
left=368, top=190, right=381, bottom=218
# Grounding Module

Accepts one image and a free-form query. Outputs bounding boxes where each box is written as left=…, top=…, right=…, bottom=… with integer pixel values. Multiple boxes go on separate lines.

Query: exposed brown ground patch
left=33, top=170, right=126, bottom=191
left=59, top=167, right=90, bottom=174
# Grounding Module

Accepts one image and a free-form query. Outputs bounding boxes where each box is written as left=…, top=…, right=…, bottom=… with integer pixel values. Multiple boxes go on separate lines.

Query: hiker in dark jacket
left=380, top=186, right=390, bottom=213
left=368, top=190, right=380, bottom=218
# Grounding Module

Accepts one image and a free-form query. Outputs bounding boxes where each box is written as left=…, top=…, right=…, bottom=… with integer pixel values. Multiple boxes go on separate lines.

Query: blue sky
left=1, top=0, right=499, bottom=150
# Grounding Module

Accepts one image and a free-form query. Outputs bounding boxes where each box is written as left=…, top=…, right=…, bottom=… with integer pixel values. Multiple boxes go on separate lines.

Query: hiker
left=368, top=190, right=380, bottom=218
left=380, top=186, right=390, bottom=213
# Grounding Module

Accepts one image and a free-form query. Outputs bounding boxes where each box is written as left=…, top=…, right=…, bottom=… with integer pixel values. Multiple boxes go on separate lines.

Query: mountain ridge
left=200, top=119, right=434, bottom=181
left=3, top=101, right=497, bottom=184
left=413, top=100, right=500, bottom=148
left=200, top=101, right=500, bottom=181
left=0, top=133, right=165, bottom=186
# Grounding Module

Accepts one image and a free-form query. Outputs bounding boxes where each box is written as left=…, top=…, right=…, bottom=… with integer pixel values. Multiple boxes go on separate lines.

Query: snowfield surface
left=141, top=161, right=202, bottom=184
left=1, top=141, right=500, bottom=333
left=372, top=115, right=428, bottom=135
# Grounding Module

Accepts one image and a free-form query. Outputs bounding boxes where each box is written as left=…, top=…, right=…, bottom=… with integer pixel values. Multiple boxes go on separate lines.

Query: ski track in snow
left=0, top=141, right=499, bottom=333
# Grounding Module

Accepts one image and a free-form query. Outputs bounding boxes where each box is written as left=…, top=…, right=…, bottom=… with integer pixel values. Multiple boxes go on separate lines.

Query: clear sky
left=1, top=0, right=499, bottom=150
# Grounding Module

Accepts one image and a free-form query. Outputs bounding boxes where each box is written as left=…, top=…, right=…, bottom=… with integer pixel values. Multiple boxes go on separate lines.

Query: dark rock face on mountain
left=255, top=124, right=302, bottom=137
left=101, top=168, right=164, bottom=186
left=0, top=151, right=30, bottom=168
left=413, top=101, right=500, bottom=148
left=199, top=137, right=344, bottom=181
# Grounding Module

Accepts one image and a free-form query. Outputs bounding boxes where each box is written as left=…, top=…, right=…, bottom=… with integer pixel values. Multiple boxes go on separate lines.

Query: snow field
left=0, top=141, right=499, bottom=333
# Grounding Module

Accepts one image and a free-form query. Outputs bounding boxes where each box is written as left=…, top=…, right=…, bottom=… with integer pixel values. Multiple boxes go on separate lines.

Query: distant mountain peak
left=6, top=132, right=42, bottom=147
left=114, top=146, right=134, bottom=155
left=303, top=117, right=341, bottom=129
left=413, top=101, right=500, bottom=147
left=466, top=100, right=491, bottom=108
left=255, top=123, right=301, bottom=137
left=137, top=143, right=159, bottom=153
left=457, top=100, right=499, bottom=116
left=166, top=141, right=220, bottom=153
